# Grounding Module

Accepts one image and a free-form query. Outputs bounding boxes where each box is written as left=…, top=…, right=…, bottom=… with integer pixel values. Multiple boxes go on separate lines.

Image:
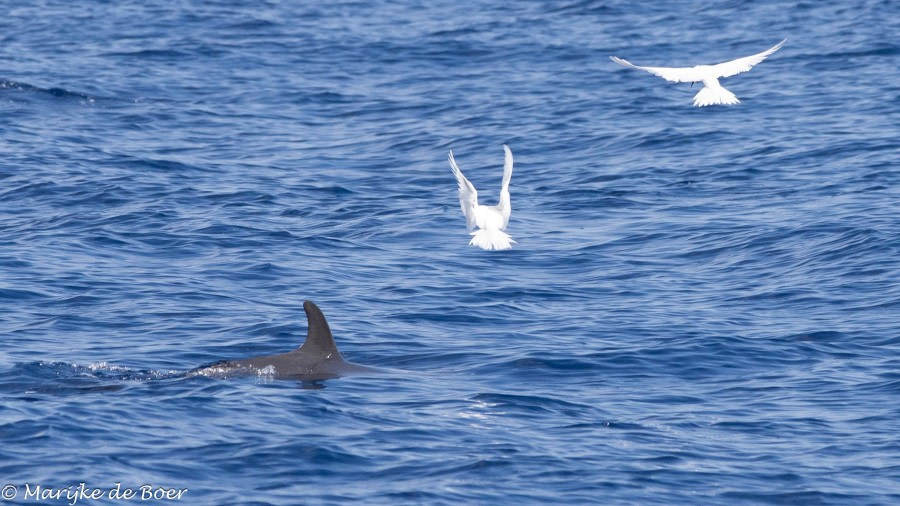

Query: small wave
left=1, top=361, right=181, bottom=389
left=100, top=49, right=193, bottom=59
left=86, top=361, right=138, bottom=373
left=0, top=78, right=96, bottom=102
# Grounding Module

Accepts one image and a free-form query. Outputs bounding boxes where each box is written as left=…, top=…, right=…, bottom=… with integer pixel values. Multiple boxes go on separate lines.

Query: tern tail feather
left=693, top=85, right=740, bottom=107
left=469, top=229, right=515, bottom=251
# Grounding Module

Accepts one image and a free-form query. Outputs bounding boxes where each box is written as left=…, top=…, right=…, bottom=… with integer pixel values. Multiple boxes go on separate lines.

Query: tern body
left=610, top=39, right=785, bottom=106
left=448, top=145, right=515, bottom=251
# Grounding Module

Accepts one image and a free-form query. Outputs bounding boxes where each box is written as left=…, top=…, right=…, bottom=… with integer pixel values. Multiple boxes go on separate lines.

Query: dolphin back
left=188, top=300, right=376, bottom=380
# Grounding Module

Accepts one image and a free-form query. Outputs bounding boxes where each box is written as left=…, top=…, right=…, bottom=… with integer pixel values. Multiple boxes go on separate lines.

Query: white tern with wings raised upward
left=448, top=145, right=515, bottom=251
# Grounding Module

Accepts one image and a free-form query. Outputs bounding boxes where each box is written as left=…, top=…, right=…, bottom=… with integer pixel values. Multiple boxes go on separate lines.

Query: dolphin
left=189, top=301, right=376, bottom=380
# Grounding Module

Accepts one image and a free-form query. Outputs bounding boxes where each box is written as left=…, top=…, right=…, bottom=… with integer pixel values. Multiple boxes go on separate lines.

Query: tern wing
left=448, top=150, right=479, bottom=231
left=498, top=144, right=513, bottom=228
left=712, top=39, right=785, bottom=78
left=610, top=56, right=703, bottom=83
left=500, top=145, right=513, bottom=193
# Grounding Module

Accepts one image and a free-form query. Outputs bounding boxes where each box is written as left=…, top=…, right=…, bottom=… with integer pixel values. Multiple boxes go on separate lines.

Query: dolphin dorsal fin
left=297, top=300, right=343, bottom=359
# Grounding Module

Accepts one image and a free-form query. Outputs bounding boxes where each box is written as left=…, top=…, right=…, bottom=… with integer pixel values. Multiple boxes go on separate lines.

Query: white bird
left=610, top=39, right=786, bottom=107
left=448, top=145, right=515, bottom=251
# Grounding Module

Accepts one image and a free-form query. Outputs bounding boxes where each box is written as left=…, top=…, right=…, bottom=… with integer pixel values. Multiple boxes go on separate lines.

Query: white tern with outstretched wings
left=610, top=39, right=785, bottom=106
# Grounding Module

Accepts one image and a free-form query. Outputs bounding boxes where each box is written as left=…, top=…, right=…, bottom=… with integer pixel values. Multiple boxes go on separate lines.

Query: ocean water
left=2, top=0, right=899, bottom=503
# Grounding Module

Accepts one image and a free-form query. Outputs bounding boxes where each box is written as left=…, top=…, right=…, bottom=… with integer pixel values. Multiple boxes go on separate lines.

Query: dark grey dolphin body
left=190, top=301, right=376, bottom=380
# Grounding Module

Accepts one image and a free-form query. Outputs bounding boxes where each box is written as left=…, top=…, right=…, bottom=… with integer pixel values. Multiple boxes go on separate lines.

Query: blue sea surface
left=2, top=0, right=899, bottom=504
